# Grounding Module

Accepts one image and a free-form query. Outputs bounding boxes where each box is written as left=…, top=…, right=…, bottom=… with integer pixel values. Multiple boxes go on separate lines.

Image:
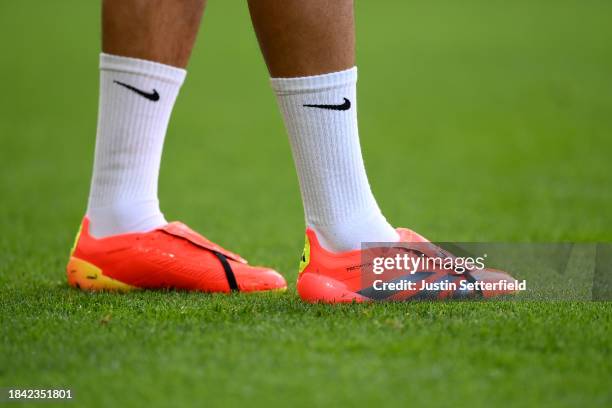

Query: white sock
left=271, top=67, right=399, bottom=252
left=86, top=53, right=186, bottom=238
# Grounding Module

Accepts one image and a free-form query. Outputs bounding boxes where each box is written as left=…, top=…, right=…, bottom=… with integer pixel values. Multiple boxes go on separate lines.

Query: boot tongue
left=397, top=228, right=430, bottom=243
left=396, top=228, right=455, bottom=259
left=159, top=222, right=247, bottom=264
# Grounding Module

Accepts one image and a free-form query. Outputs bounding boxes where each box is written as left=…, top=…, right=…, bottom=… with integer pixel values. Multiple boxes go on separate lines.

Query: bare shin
left=248, top=0, right=355, bottom=77
left=102, top=0, right=206, bottom=68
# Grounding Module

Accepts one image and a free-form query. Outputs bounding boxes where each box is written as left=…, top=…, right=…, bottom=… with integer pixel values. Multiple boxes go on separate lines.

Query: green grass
left=1, top=0, right=611, bottom=406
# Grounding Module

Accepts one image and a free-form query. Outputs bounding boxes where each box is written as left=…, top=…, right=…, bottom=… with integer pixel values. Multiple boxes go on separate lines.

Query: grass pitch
left=1, top=1, right=611, bottom=407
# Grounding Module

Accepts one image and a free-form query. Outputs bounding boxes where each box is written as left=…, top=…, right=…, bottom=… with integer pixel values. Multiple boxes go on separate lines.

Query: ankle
left=86, top=200, right=166, bottom=238
left=310, top=209, right=399, bottom=253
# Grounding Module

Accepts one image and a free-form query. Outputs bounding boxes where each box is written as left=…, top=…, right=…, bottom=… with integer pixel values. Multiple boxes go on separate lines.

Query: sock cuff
left=270, top=67, right=357, bottom=95
left=100, top=53, right=186, bottom=85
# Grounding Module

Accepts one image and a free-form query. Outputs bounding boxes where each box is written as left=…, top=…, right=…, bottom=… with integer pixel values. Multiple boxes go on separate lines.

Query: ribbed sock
left=271, top=67, right=399, bottom=252
left=86, top=53, right=186, bottom=238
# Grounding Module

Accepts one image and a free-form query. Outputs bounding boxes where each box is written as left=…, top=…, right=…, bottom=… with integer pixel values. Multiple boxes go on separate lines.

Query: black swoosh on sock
left=303, top=98, right=351, bottom=111
left=114, top=80, right=160, bottom=101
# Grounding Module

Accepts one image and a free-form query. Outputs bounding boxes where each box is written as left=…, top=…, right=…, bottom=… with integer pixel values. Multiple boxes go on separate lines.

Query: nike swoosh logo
left=113, top=80, right=160, bottom=101
left=303, top=98, right=351, bottom=111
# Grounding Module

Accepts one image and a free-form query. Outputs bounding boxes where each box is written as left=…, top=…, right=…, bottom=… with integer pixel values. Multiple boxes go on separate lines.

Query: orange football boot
left=296, top=228, right=517, bottom=303
left=67, top=218, right=286, bottom=293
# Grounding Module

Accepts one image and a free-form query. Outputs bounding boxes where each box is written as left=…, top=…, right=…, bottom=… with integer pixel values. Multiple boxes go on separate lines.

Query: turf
left=1, top=1, right=611, bottom=406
